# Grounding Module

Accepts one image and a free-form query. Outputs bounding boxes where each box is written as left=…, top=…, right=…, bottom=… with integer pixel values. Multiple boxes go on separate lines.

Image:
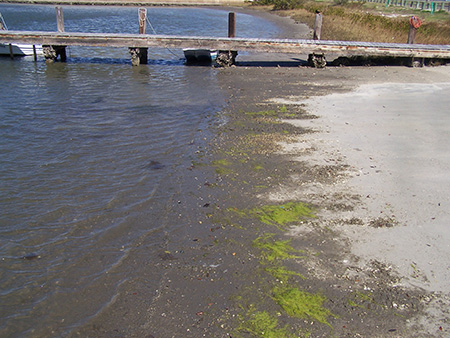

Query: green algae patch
left=237, top=309, right=306, bottom=338
left=265, top=265, right=306, bottom=283
left=272, top=286, right=336, bottom=329
left=243, top=106, right=296, bottom=119
left=253, top=234, right=305, bottom=262
left=212, top=159, right=233, bottom=175
left=228, top=202, right=316, bottom=230
left=251, top=202, right=316, bottom=228
left=212, top=159, right=232, bottom=166
left=245, top=109, right=278, bottom=117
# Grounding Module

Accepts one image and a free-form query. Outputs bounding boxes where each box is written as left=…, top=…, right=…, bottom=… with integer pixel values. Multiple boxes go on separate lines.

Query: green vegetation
left=252, top=0, right=450, bottom=44
left=272, top=286, right=336, bottom=328
left=265, top=265, right=306, bottom=282
left=212, top=104, right=334, bottom=337
left=212, top=158, right=233, bottom=174
left=228, top=201, right=315, bottom=229
left=251, top=202, right=316, bottom=228
left=253, top=233, right=305, bottom=262
left=245, top=109, right=279, bottom=117
left=238, top=309, right=303, bottom=338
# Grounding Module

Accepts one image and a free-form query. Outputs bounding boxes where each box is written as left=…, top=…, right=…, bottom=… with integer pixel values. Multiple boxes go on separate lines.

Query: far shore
left=0, top=0, right=248, bottom=6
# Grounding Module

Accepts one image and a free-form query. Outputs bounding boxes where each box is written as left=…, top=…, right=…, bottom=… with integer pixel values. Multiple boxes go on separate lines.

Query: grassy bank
left=253, top=0, right=450, bottom=44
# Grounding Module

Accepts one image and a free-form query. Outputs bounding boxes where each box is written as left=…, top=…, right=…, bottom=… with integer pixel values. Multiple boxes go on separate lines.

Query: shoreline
left=4, top=4, right=448, bottom=336
left=70, top=63, right=450, bottom=336
left=66, top=6, right=450, bottom=337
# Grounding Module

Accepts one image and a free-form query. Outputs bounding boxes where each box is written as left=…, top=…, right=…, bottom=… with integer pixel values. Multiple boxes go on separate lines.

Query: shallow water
left=0, top=4, right=285, bottom=336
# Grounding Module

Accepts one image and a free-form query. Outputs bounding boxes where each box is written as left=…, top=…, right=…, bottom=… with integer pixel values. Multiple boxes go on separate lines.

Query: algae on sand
left=253, top=233, right=305, bottom=262
left=264, top=265, right=306, bottom=283
left=250, top=202, right=316, bottom=228
left=272, top=286, right=336, bottom=329
left=237, top=309, right=306, bottom=338
left=228, top=202, right=316, bottom=230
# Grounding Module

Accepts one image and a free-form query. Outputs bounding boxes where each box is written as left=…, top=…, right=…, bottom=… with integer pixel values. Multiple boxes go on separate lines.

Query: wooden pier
left=2, top=30, right=450, bottom=62
left=1, top=7, right=449, bottom=66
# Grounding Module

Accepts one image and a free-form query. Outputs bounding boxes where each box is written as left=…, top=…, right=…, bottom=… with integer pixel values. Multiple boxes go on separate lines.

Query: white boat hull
left=0, top=43, right=43, bottom=56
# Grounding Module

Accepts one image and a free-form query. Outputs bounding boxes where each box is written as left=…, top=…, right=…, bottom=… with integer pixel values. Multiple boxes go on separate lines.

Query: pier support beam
left=43, top=45, right=66, bottom=62
left=129, top=47, right=148, bottom=66
left=216, top=50, right=238, bottom=67
left=308, top=53, right=327, bottom=68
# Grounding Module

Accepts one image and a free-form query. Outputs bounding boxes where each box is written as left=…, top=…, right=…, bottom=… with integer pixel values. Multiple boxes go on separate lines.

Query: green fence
left=364, top=0, right=450, bottom=12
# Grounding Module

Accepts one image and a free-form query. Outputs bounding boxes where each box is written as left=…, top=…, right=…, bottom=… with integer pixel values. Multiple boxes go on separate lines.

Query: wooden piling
left=228, top=12, right=236, bottom=38
left=139, top=8, right=147, bottom=35
left=44, top=6, right=66, bottom=62
left=130, top=8, right=148, bottom=66
left=407, top=15, right=423, bottom=67
left=8, top=43, right=14, bottom=59
left=56, top=6, right=64, bottom=33
left=313, top=10, right=322, bottom=41
left=217, top=12, right=238, bottom=67
left=309, top=10, right=326, bottom=68
left=33, top=44, right=37, bottom=61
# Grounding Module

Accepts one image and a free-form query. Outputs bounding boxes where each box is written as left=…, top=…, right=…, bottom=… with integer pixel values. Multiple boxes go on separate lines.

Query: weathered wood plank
left=1, top=30, right=450, bottom=58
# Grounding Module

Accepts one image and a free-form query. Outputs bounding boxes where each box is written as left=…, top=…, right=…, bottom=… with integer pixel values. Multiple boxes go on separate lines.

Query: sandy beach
left=210, top=60, right=450, bottom=337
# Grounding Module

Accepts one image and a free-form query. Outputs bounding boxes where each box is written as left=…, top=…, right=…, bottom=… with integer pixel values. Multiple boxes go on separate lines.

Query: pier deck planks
left=1, top=30, right=450, bottom=59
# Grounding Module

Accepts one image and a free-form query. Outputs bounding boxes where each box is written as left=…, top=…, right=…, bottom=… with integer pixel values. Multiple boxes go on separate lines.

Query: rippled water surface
left=0, top=4, right=283, bottom=336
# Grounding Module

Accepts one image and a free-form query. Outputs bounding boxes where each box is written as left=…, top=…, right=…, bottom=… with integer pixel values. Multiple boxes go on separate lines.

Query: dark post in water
left=228, top=12, right=236, bottom=38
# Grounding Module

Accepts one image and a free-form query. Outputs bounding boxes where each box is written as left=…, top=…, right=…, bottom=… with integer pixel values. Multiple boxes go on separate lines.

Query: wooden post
left=313, top=10, right=322, bottom=40
left=217, top=12, right=237, bottom=67
left=33, top=44, right=37, bottom=61
left=310, top=10, right=326, bottom=68
left=50, top=6, right=66, bottom=62
left=228, top=12, right=236, bottom=38
left=56, top=6, right=64, bottom=33
left=407, top=16, right=423, bottom=67
left=407, top=25, right=417, bottom=44
left=407, top=16, right=421, bottom=44
left=8, top=43, right=14, bottom=59
left=130, top=8, right=148, bottom=66
left=139, top=8, right=147, bottom=34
